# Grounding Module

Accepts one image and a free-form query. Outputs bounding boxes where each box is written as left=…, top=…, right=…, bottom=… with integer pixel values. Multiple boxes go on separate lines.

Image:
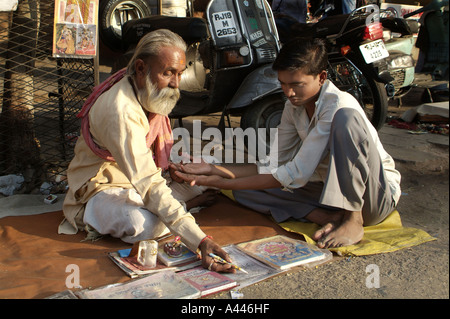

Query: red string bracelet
left=198, top=235, right=213, bottom=247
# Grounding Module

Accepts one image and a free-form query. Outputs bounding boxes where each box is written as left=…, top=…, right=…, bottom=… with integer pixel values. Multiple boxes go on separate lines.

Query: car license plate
left=359, top=39, right=389, bottom=64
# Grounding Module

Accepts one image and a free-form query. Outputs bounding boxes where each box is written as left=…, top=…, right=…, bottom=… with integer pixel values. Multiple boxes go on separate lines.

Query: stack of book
left=108, top=242, right=202, bottom=278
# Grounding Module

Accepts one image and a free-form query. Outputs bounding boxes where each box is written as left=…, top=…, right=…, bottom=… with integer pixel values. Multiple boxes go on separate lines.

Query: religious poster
left=52, top=0, right=98, bottom=58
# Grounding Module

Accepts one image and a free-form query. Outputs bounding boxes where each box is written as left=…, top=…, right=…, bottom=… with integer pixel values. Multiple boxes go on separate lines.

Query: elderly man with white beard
left=59, top=29, right=233, bottom=273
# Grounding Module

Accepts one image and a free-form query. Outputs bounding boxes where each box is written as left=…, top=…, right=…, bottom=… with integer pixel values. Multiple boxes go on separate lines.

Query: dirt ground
left=184, top=87, right=449, bottom=300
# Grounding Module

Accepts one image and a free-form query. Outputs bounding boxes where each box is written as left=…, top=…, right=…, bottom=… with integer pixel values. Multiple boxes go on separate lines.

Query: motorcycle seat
left=381, top=17, right=414, bottom=36
left=290, top=14, right=350, bottom=39
left=312, top=14, right=350, bottom=37
left=122, top=16, right=209, bottom=50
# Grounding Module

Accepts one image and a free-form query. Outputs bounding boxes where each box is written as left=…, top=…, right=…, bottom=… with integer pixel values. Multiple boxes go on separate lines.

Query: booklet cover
left=236, top=235, right=328, bottom=270
left=221, top=245, right=284, bottom=288
left=178, top=266, right=237, bottom=297
left=76, top=270, right=201, bottom=299
left=53, top=0, right=98, bottom=58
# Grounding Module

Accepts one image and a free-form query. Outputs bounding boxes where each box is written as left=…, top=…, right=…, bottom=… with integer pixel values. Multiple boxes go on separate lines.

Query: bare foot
left=305, top=207, right=345, bottom=226
left=185, top=190, right=220, bottom=210
left=313, top=211, right=364, bottom=249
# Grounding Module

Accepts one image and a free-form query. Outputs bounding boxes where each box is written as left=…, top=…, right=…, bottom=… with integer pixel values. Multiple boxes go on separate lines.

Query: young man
left=173, top=38, right=401, bottom=249
left=59, top=29, right=232, bottom=273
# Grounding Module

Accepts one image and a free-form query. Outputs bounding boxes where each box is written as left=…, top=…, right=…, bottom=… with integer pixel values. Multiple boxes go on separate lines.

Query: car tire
left=99, top=0, right=152, bottom=51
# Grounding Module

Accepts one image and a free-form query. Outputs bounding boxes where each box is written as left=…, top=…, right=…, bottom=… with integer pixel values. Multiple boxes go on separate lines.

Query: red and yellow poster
left=53, top=0, right=98, bottom=58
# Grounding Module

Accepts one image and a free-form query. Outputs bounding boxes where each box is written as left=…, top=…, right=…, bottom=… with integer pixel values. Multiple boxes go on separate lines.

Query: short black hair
left=272, top=38, right=328, bottom=76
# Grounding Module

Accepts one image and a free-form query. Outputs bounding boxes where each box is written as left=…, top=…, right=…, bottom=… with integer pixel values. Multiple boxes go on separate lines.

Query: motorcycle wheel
left=327, top=60, right=388, bottom=131
left=99, top=0, right=152, bottom=51
left=240, top=94, right=286, bottom=157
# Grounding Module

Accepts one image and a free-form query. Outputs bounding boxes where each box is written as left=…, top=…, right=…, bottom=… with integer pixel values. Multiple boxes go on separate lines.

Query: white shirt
left=260, top=80, right=401, bottom=204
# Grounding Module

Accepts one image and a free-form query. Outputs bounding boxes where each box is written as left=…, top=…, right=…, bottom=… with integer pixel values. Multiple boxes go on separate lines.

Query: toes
left=318, top=236, right=335, bottom=249
left=320, top=236, right=352, bottom=249
left=312, top=223, right=335, bottom=241
left=316, top=241, right=325, bottom=249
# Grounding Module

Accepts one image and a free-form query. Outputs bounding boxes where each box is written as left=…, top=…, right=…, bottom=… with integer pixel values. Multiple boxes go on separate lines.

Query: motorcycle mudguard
left=384, top=37, right=415, bottom=55
left=227, top=64, right=282, bottom=109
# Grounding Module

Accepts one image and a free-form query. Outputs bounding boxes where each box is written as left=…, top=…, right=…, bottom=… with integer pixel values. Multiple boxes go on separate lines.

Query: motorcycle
left=306, top=0, right=417, bottom=101
left=276, top=3, right=395, bottom=130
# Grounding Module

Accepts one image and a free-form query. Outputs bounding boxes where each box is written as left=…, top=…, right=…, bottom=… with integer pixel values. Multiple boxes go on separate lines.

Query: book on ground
left=236, top=235, right=329, bottom=270
left=157, top=243, right=199, bottom=266
left=76, top=270, right=201, bottom=299
left=221, top=245, right=284, bottom=288
left=45, top=289, right=79, bottom=299
left=178, top=266, right=237, bottom=297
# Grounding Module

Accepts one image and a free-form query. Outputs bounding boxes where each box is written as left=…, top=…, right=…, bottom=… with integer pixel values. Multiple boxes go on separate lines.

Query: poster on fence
left=52, top=0, right=98, bottom=58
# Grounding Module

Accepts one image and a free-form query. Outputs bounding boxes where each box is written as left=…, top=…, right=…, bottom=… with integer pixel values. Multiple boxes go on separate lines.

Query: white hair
left=126, top=29, right=187, bottom=76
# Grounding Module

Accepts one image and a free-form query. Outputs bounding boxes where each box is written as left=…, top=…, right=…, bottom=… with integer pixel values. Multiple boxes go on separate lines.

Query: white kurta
left=59, top=77, right=206, bottom=251
left=263, top=80, right=401, bottom=205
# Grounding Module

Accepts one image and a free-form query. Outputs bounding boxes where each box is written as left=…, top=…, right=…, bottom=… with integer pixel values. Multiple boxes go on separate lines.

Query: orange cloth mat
left=0, top=195, right=299, bottom=299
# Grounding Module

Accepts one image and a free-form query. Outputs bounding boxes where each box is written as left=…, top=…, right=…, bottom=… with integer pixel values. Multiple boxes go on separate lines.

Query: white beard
left=136, top=75, right=180, bottom=116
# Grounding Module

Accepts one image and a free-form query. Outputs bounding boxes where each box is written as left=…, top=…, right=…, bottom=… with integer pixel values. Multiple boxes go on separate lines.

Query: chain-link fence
left=0, top=0, right=95, bottom=195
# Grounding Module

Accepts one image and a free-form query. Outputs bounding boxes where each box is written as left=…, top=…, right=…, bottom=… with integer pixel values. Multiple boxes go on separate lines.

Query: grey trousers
left=233, top=108, right=396, bottom=226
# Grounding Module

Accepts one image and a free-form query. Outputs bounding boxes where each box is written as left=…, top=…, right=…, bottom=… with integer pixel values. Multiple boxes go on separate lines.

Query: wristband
left=198, top=235, right=213, bottom=247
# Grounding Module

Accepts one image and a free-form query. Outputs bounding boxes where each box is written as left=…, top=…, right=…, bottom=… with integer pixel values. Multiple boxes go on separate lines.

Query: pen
left=209, top=253, right=248, bottom=274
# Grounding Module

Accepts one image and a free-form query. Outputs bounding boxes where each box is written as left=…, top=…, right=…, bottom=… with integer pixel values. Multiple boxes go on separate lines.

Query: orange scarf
left=77, top=68, right=173, bottom=170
